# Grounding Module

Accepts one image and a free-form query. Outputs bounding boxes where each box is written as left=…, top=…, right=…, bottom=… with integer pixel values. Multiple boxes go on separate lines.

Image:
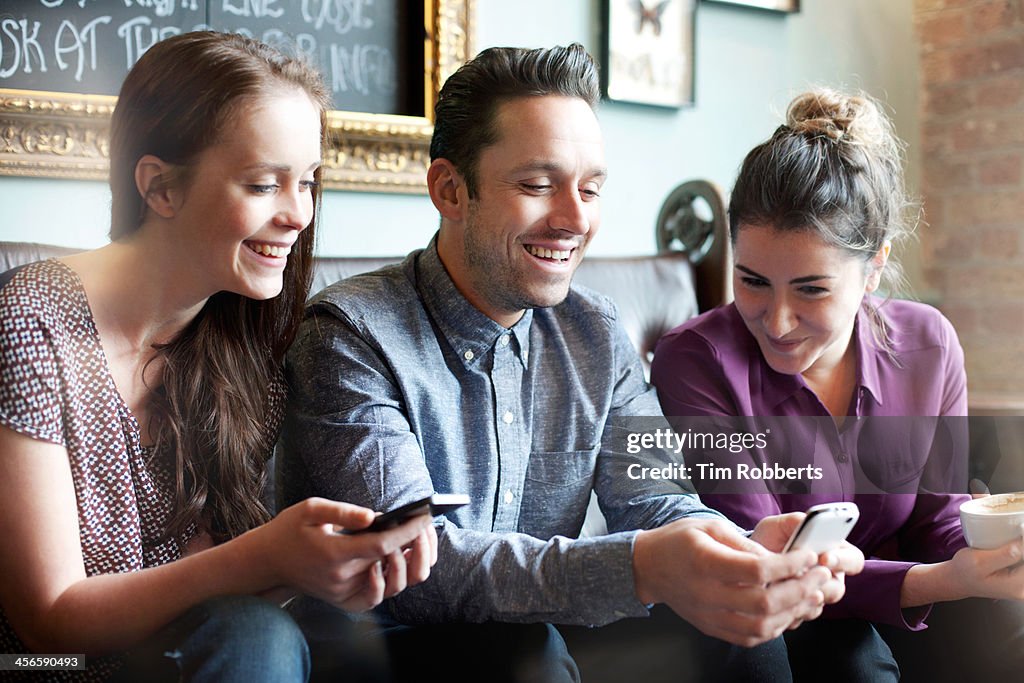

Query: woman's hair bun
left=786, top=88, right=889, bottom=148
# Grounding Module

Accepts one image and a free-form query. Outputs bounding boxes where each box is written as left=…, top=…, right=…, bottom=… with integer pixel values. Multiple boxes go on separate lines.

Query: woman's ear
left=865, top=241, right=891, bottom=293
left=134, top=155, right=178, bottom=220
left=427, top=158, right=467, bottom=222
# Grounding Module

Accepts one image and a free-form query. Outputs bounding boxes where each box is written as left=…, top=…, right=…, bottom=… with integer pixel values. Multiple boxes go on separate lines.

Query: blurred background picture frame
left=703, top=0, right=800, bottom=14
left=602, top=0, right=696, bottom=109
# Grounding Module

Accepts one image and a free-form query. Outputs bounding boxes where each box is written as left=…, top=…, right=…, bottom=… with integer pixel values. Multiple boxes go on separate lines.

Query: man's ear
left=134, top=155, right=178, bottom=220
left=865, top=240, right=891, bottom=293
left=427, top=158, right=467, bottom=222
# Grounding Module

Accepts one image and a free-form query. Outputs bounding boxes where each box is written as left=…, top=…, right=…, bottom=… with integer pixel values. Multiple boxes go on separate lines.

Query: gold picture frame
left=0, top=0, right=474, bottom=194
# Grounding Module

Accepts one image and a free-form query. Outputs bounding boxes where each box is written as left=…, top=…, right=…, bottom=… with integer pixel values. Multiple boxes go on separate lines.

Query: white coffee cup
left=960, top=492, right=1024, bottom=550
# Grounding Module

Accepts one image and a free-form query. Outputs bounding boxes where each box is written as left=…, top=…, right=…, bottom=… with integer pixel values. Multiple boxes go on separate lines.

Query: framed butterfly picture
left=602, top=0, right=696, bottom=108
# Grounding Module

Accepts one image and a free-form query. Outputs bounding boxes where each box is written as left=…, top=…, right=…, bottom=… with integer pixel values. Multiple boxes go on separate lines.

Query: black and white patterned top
left=0, top=260, right=283, bottom=681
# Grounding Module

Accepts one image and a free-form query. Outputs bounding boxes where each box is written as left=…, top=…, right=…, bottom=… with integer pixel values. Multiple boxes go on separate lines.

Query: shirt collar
left=414, top=235, right=533, bottom=369
left=854, top=304, right=884, bottom=407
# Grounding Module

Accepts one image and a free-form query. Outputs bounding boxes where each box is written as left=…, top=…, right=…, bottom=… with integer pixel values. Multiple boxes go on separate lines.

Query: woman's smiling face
left=170, top=87, right=322, bottom=301
left=732, top=224, right=883, bottom=378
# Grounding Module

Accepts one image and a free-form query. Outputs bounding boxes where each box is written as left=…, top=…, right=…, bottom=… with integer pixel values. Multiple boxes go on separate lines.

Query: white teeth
left=526, top=245, right=571, bottom=261
left=249, top=243, right=291, bottom=258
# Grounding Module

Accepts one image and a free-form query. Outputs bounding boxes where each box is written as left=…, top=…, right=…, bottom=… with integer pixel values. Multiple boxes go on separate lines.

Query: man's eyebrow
left=735, top=264, right=834, bottom=284
left=509, top=160, right=608, bottom=179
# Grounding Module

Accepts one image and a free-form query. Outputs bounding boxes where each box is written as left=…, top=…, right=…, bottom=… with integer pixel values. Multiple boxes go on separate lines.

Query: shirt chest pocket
left=520, top=443, right=600, bottom=540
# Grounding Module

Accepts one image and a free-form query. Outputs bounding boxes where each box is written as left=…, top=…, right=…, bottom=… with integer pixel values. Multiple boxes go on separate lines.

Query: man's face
left=441, top=95, right=606, bottom=327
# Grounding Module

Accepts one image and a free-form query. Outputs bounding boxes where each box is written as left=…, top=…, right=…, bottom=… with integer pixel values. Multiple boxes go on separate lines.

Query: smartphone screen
left=350, top=494, right=470, bottom=534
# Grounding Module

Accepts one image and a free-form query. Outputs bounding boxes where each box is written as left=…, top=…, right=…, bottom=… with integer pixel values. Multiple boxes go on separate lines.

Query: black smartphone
left=782, top=502, right=860, bottom=554
left=351, top=494, right=470, bottom=534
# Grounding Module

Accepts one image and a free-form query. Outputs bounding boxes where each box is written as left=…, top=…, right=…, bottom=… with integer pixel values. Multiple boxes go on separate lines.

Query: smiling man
left=280, top=44, right=863, bottom=683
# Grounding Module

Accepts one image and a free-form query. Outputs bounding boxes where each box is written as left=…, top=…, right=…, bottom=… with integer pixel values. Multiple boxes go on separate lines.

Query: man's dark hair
left=430, top=43, right=600, bottom=196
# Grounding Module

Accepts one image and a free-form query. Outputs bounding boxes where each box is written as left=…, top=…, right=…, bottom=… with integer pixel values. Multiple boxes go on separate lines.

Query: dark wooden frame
left=601, top=0, right=697, bottom=109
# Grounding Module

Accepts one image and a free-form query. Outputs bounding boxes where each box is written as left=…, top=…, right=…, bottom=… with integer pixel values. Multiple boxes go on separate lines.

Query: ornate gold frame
left=0, top=0, right=474, bottom=193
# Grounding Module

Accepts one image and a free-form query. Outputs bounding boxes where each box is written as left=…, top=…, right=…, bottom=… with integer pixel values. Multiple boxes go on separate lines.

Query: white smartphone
left=782, top=502, right=860, bottom=554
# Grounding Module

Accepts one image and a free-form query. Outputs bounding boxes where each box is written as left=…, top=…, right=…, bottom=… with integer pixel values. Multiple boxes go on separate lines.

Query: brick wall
left=914, top=0, right=1024, bottom=408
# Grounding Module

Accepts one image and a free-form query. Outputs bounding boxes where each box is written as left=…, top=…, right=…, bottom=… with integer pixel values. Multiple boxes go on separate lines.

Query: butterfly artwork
left=630, top=0, right=673, bottom=37
left=605, top=0, right=694, bottom=107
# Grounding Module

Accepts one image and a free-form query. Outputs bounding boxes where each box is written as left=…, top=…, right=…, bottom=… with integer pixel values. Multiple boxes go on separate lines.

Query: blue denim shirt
left=280, top=237, right=724, bottom=626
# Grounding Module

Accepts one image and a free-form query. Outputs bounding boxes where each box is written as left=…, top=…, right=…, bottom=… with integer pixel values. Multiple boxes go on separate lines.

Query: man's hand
left=750, top=513, right=865, bottom=605
left=633, top=517, right=840, bottom=647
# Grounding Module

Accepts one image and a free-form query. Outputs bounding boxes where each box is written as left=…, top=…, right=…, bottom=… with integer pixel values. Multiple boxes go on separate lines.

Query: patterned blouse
left=0, top=260, right=283, bottom=681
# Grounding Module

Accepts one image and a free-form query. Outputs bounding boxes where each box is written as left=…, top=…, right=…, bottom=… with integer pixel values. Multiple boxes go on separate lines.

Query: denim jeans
left=110, top=595, right=310, bottom=682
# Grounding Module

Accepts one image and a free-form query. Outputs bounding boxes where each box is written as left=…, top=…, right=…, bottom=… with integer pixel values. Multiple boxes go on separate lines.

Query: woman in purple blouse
left=651, top=89, right=1024, bottom=682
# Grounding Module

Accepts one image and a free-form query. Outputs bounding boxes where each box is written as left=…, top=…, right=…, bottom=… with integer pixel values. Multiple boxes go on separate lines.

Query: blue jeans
left=111, top=596, right=310, bottom=682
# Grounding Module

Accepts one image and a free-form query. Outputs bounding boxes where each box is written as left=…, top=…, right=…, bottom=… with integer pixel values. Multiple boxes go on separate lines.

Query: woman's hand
left=946, top=541, right=1024, bottom=601
left=256, top=497, right=437, bottom=611
left=903, top=539, right=1024, bottom=606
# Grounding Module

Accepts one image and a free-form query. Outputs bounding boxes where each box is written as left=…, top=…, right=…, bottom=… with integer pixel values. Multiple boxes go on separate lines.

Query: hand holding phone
left=783, top=502, right=859, bottom=554
left=349, top=494, right=469, bottom=535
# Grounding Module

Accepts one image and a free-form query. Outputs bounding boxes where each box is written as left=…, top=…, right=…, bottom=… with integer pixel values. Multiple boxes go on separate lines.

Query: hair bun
left=786, top=88, right=888, bottom=147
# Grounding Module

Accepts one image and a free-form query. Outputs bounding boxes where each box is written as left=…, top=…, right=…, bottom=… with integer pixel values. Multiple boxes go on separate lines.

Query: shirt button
left=463, top=350, right=474, bottom=361
left=504, top=490, right=514, bottom=504
left=502, top=411, right=514, bottom=424
left=499, top=335, right=510, bottom=347
left=836, top=451, right=850, bottom=463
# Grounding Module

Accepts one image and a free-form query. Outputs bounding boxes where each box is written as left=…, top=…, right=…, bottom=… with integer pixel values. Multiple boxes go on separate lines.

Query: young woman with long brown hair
left=0, top=32, right=435, bottom=682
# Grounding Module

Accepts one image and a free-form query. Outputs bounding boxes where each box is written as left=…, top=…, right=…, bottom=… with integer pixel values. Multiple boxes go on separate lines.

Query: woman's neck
left=801, top=342, right=858, bottom=423
left=61, top=232, right=209, bottom=351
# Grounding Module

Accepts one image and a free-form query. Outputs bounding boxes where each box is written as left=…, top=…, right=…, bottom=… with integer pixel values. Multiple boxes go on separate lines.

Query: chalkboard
left=0, top=0, right=424, bottom=117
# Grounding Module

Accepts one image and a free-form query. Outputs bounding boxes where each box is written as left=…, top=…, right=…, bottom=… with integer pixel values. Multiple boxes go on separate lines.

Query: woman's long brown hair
left=108, top=31, right=329, bottom=541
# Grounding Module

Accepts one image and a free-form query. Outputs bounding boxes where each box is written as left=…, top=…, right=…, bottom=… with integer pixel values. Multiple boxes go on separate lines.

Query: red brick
left=915, top=0, right=946, bottom=13
left=946, top=264, right=1024, bottom=298
left=964, top=343, right=1024, bottom=393
left=978, top=153, right=1023, bottom=185
left=937, top=303, right=979, bottom=334
left=920, top=120, right=952, bottom=156
left=983, top=39, right=1024, bottom=75
left=925, top=83, right=975, bottom=117
left=949, top=45, right=998, bottom=81
left=925, top=157, right=974, bottom=188
left=978, top=226, right=1021, bottom=258
left=920, top=50, right=957, bottom=83
left=973, top=0, right=1019, bottom=35
left=979, top=302, right=1024, bottom=334
left=919, top=10, right=970, bottom=48
left=976, top=75, right=1024, bottom=108
left=921, top=264, right=950, bottom=293
left=931, top=229, right=978, bottom=260
left=948, top=189, right=1024, bottom=224
left=951, top=116, right=1024, bottom=152
left=920, top=195, right=946, bottom=230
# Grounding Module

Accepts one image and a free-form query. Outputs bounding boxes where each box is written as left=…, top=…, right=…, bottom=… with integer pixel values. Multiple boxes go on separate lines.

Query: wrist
left=632, top=529, right=657, bottom=605
left=901, top=560, right=962, bottom=608
left=230, top=522, right=281, bottom=592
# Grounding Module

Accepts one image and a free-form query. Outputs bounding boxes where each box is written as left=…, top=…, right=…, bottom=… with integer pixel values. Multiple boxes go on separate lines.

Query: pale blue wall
left=0, top=0, right=919, bottom=268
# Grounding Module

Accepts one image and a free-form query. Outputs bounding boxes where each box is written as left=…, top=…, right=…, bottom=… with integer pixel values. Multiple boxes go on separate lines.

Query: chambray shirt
left=651, top=301, right=970, bottom=630
left=281, top=238, right=724, bottom=626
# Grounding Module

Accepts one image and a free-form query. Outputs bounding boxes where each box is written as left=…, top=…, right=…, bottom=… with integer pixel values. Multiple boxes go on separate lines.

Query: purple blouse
left=651, top=299, right=969, bottom=630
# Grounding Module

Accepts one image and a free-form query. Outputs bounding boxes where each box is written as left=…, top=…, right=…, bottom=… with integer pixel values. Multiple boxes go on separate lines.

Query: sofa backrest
left=2, top=242, right=704, bottom=373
